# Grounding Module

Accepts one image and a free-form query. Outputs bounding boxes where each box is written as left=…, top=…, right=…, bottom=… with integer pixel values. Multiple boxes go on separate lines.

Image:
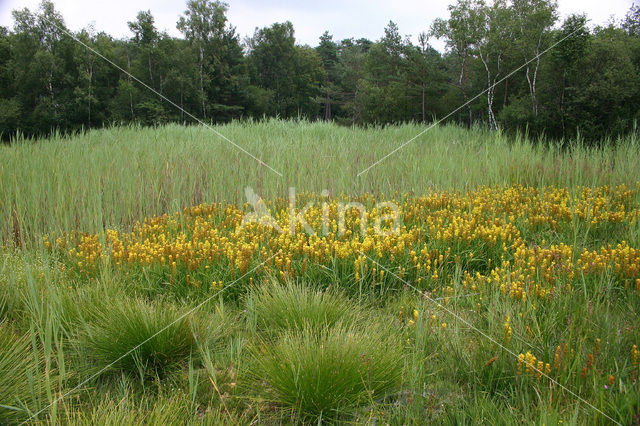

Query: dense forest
left=1, top=0, right=639, bottom=143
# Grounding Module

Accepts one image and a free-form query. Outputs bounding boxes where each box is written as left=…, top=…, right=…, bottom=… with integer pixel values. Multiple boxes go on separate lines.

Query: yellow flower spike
left=536, top=361, right=545, bottom=379
left=413, top=309, right=418, bottom=321
left=516, top=353, right=525, bottom=375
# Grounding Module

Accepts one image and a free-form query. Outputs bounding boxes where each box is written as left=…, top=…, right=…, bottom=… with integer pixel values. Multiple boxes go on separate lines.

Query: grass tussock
left=80, top=298, right=197, bottom=377
left=247, top=280, right=360, bottom=333
left=249, top=323, right=403, bottom=421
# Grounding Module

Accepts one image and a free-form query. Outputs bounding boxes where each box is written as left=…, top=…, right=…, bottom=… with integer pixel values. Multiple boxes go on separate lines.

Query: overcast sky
left=0, top=0, right=635, bottom=51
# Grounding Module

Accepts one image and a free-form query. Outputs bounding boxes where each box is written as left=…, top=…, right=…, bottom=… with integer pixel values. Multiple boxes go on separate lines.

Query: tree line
left=1, top=0, right=639, bottom=143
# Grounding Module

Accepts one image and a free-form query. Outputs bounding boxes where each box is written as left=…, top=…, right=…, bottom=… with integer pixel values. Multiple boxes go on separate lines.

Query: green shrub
left=247, top=281, right=358, bottom=333
left=80, top=298, right=196, bottom=376
left=250, top=323, right=403, bottom=421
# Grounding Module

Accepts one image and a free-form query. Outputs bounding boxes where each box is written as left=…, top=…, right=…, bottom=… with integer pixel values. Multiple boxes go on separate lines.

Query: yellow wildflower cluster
left=517, top=351, right=551, bottom=379
left=49, top=185, right=640, bottom=300
left=578, top=242, right=640, bottom=283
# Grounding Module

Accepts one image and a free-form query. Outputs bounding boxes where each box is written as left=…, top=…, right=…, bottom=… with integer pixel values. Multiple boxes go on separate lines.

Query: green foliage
left=249, top=323, right=403, bottom=421
left=177, top=0, right=246, bottom=122
left=247, top=22, right=325, bottom=118
left=2, top=1, right=640, bottom=141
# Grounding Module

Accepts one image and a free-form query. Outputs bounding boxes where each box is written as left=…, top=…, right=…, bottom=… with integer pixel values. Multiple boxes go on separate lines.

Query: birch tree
left=511, top=0, right=557, bottom=116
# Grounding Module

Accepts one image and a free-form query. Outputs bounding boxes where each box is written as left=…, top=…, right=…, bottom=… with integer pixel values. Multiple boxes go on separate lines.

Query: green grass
left=1, top=120, right=639, bottom=245
left=0, top=121, right=639, bottom=424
